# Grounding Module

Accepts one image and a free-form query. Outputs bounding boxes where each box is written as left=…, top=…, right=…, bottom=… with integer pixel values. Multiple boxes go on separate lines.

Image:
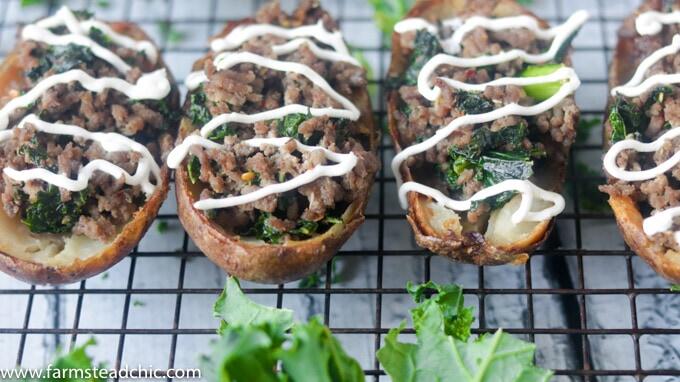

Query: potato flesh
left=0, top=210, right=108, bottom=266
left=485, top=194, right=549, bottom=246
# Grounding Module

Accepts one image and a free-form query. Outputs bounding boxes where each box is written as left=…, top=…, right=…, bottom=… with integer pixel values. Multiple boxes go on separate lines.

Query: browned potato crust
left=175, top=21, right=378, bottom=284
left=387, top=0, right=573, bottom=265
left=605, top=0, right=680, bottom=283
left=0, top=22, right=175, bottom=284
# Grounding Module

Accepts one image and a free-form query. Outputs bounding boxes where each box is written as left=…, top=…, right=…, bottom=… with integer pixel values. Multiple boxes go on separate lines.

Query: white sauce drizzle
left=605, top=11, right=680, bottom=242
left=22, top=6, right=158, bottom=73
left=395, top=10, right=588, bottom=58
left=636, top=10, right=680, bottom=36
left=0, top=8, right=170, bottom=200
left=391, top=12, right=587, bottom=223
left=167, top=136, right=357, bottom=210
left=0, top=69, right=170, bottom=130
left=170, top=20, right=362, bottom=211
left=210, top=20, right=350, bottom=55
left=1, top=115, right=160, bottom=196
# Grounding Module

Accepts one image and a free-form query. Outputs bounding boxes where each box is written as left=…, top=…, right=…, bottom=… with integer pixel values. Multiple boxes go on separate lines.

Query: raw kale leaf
left=402, top=30, right=442, bottom=86
left=22, top=185, right=89, bottom=234
left=202, top=277, right=364, bottom=382
left=19, top=338, right=105, bottom=382
left=455, top=91, right=494, bottom=115
left=609, top=97, right=645, bottom=142
left=377, top=281, right=552, bottom=382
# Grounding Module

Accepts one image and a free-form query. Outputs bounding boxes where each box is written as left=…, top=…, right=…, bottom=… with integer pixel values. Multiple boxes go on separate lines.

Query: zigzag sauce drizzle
left=604, top=11, right=680, bottom=242
left=392, top=12, right=587, bottom=224
left=0, top=8, right=170, bottom=197
left=170, top=22, right=363, bottom=210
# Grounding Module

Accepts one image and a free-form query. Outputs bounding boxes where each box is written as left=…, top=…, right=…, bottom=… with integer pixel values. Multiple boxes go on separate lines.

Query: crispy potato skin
left=387, top=0, right=572, bottom=265
left=0, top=22, right=176, bottom=284
left=604, top=0, right=680, bottom=283
left=175, top=21, right=378, bottom=284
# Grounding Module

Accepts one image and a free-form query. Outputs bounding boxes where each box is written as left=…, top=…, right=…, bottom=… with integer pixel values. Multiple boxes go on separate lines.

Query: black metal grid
left=0, top=0, right=678, bottom=381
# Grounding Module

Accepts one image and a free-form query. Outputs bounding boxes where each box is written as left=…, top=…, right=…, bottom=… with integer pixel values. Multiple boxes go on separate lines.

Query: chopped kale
left=28, top=44, right=97, bottom=81
left=643, top=86, right=673, bottom=110
left=26, top=55, right=52, bottom=81
left=208, top=124, right=235, bottom=142
left=444, top=123, right=539, bottom=210
left=289, top=220, right=319, bottom=238
left=88, top=27, right=113, bottom=47
left=187, top=89, right=213, bottom=127
left=22, top=185, right=89, bottom=234
left=455, top=91, right=494, bottom=115
left=402, top=30, right=442, bottom=86
left=187, top=155, right=201, bottom=184
left=278, top=113, right=310, bottom=138
left=129, top=98, right=180, bottom=131
left=17, top=137, right=47, bottom=165
left=249, top=212, right=284, bottom=244
left=609, top=97, right=645, bottom=142
left=323, top=215, right=343, bottom=225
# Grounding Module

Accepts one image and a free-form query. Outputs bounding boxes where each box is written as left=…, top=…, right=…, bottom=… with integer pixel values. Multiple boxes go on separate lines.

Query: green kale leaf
left=187, top=89, right=213, bottom=127
left=202, top=277, right=364, bottom=382
left=455, top=91, right=494, bottom=115
left=22, top=185, right=89, bottom=234
left=278, top=113, right=310, bottom=139
left=377, top=281, right=552, bottom=382
left=367, top=0, right=415, bottom=36
left=208, top=124, right=235, bottom=142
left=27, top=44, right=95, bottom=81
left=19, top=338, right=105, bottom=382
left=88, top=27, right=112, bottom=47
left=609, top=97, right=645, bottom=142
left=248, top=212, right=284, bottom=244
left=187, top=155, right=201, bottom=184
left=402, top=30, right=442, bottom=86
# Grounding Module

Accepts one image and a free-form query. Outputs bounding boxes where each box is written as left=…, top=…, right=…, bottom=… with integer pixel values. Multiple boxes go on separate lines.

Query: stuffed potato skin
left=602, top=0, right=680, bottom=283
left=387, top=0, right=578, bottom=265
left=0, top=21, right=177, bottom=285
left=174, top=8, right=378, bottom=284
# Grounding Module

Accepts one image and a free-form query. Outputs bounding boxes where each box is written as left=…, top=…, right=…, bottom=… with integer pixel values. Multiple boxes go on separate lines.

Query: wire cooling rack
left=0, top=0, right=678, bottom=381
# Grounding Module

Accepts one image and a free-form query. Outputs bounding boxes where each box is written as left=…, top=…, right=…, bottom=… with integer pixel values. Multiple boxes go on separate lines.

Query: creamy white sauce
left=392, top=68, right=579, bottom=219
left=611, top=35, right=680, bottom=96
left=171, top=20, right=361, bottom=211
left=22, top=6, right=159, bottom=73
left=636, top=10, right=680, bottom=36
left=606, top=11, right=680, bottom=243
left=0, top=8, right=170, bottom=200
left=211, top=20, right=350, bottom=55
left=272, top=38, right=360, bottom=66
left=399, top=180, right=565, bottom=224
left=396, top=10, right=588, bottom=58
left=168, top=136, right=357, bottom=210
left=1, top=114, right=160, bottom=196
left=390, top=12, right=587, bottom=223
left=0, top=69, right=170, bottom=130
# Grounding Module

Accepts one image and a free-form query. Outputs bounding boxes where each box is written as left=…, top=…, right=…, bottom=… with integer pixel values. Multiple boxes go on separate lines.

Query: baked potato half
left=387, top=0, right=585, bottom=265
left=171, top=0, right=378, bottom=284
left=0, top=7, right=178, bottom=284
left=601, top=0, right=680, bottom=283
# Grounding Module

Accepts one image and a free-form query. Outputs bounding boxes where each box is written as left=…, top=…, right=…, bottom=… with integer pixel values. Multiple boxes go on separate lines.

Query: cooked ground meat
left=184, top=0, right=378, bottom=240
left=599, top=1, right=680, bottom=252
left=0, top=13, right=178, bottom=242
left=392, top=0, right=578, bottom=223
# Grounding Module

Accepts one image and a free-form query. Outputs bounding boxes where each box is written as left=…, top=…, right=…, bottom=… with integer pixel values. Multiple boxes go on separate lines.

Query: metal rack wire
left=0, top=0, right=678, bottom=381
